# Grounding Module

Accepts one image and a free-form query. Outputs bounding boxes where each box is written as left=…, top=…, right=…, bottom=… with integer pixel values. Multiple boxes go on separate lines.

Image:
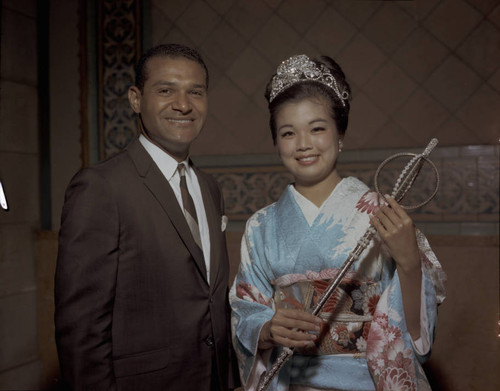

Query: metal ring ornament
left=374, top=152, right=440, bottom=210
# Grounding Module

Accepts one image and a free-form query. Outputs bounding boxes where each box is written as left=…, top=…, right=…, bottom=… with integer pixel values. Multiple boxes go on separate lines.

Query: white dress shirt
left=139, top=135, right=211, bottom=282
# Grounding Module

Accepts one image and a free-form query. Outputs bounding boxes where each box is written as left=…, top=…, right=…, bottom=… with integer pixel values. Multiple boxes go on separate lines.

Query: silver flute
left=256, top=138, right=440, bottom=391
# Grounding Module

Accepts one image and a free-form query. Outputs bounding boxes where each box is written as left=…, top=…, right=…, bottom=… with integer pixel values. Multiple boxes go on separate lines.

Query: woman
left=229, top=54, right=446, bottom=391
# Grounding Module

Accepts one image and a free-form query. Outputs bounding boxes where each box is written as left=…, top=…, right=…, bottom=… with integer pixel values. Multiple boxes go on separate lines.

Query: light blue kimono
left=229, top=178, right=446, bottom=391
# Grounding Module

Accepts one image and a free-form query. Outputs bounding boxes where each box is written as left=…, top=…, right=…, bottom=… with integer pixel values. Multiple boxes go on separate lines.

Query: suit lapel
left=127, top=139, right=208, bottom=283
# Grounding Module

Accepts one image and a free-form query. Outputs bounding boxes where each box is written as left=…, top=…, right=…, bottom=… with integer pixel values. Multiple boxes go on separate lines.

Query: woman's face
left=275, top=97, right=342, bottom=190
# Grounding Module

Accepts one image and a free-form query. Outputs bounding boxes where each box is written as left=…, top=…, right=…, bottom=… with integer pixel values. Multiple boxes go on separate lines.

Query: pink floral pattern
left=278, top=288, right=304, bottom=310
left=367, top=312, right=418, bottom=390
left=276, top=275, right=382, bottom=356
left=236, top=282, right=271, bottom=306
left=379, top=367, right=416, bottom=391
left=330, top=324, right=355, bottom=351
left=352, top=283, right=381, bottom=316
left=356, top=190, right=387, bottom=214
left=366, top=292, right=380, bottom=315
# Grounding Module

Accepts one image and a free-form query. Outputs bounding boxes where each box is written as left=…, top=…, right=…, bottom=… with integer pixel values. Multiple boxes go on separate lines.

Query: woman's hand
left=370, top=195, right=420, bottom=273
left=370, top=195, right=422, bottom=340
left=259, top=308, right=323, bottom=350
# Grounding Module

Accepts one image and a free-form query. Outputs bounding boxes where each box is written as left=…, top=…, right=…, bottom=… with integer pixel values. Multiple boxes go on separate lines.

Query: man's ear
left=128, top=86, right=142, bottom=113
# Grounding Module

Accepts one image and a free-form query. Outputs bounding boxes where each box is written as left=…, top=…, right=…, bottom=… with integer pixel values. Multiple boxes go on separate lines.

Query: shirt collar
left=139, top=134, right=189, bottom=181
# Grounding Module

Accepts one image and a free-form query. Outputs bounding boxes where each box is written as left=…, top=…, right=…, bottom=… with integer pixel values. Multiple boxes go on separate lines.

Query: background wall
left=0, top=0, right=498, bottom=390
left=150, top=0, right=499, bottom=156
left=0, top=0, right=41, bottom=388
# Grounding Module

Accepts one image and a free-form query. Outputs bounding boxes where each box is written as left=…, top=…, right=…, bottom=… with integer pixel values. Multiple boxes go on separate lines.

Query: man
left=55, top=44, right=237, bottom=391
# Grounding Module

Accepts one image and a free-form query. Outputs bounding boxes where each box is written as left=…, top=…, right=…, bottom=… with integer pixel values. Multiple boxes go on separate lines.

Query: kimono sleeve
left=366, top=229, right=446, bottom=390
left=414, top=229, right=447, bottom=362
left=229, top=210, right=276, bottom=386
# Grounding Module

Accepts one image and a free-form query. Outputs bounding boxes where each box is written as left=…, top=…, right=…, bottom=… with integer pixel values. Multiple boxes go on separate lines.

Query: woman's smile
left=275, top=97, right=342, bottom=199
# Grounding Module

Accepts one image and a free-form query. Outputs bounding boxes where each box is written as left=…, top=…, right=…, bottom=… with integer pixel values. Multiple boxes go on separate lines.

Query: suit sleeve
left=55, top=168, right=119, bottom=390
left=216, top=179, right=242, bottom=389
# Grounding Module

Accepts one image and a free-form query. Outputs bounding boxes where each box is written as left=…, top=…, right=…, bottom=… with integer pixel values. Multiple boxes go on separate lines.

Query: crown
left=269, top=54, right=349, bottom=105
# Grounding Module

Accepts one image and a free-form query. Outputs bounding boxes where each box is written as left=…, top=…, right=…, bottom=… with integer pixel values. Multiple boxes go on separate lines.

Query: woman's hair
left=265, top=55, right=351, bottom=145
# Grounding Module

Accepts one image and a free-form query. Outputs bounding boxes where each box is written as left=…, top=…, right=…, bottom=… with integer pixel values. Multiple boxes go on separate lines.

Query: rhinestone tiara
left=269, top=54, right=349, bottom=105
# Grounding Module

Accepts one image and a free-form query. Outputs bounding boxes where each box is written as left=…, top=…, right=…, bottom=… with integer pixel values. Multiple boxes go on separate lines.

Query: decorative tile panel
left=97, top=0, right=141, bottom=159
left=212, top=168, right=293, bottom=217
left=198, top=145, right=499, bottom=227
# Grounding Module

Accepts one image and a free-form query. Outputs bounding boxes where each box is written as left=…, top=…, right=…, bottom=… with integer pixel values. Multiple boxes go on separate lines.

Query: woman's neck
left=294, top=172, right=342, bottom=207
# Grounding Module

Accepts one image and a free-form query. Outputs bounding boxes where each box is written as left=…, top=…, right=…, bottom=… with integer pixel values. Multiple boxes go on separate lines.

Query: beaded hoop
left=374, top=152, right=440, bottom=210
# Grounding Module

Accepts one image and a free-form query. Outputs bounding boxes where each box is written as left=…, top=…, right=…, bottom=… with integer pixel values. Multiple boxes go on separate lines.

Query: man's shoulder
left=82, top=139, right=144, bottom=175
left=93, top=149, right=131, bottom=170
left=68, top=146, right=138, bottom=191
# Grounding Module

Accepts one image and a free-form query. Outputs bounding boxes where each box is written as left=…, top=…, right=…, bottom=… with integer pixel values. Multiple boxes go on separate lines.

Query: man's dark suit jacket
left=55, top=138, right=237, bottom=391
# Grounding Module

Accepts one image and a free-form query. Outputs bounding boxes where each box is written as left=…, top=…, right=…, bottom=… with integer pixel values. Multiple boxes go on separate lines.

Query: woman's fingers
left=384, top=196, right=412, bottom=226
left=373, top=196, right=411, bottom=234
left=269, top=309, right=322, bottom=347
left=275, top=309, right=321, bottom=328
left=270, top=326, right=316, bottom=346
left=385, top=195, right=404, bottom=216
left=370, top=212, right=385, bottom=234
left=370, top=195, right=421, bottom=272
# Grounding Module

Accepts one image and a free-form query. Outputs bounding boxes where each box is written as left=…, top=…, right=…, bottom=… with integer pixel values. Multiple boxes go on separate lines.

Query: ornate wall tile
left=211, top=169, right=293, bottom=219
left=478, top=156, right=500, bottom=214
left=202, top=146, right=499, bottom=225
left=97, top=0, right=141, bottom=160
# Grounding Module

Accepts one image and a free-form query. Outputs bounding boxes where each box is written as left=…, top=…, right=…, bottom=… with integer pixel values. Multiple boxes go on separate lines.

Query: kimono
left=229, top=177, right=446, bottom=391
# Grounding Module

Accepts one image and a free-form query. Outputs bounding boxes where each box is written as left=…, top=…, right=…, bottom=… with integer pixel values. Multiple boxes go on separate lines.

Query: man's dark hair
left=134, top=43, right=209, bottom=92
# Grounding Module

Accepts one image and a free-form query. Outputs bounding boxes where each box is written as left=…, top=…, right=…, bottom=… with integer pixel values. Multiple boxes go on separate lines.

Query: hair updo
left=265, top=55, right=351, bottom=145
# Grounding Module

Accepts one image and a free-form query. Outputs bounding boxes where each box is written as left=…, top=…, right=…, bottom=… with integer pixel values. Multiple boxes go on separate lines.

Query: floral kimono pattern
left=229, top=177, right=446, bottom=391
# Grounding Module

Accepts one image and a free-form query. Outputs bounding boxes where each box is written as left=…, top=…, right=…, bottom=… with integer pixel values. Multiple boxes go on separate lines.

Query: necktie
left=178, top=163, right=203, bottom=251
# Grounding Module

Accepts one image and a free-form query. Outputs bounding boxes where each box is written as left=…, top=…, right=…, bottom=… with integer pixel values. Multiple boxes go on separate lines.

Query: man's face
left=128, top=56, right=208, bottom=161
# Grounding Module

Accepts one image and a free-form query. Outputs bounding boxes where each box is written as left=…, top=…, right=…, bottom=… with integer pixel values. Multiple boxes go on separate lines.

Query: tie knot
left=178, top=163, right=186, bottom=177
